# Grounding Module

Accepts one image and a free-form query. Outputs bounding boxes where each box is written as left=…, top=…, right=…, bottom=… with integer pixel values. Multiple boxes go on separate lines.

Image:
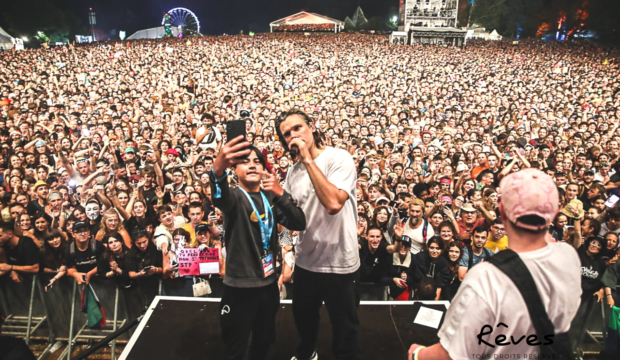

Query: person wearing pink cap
left=408, top=169, right=581, bottom=360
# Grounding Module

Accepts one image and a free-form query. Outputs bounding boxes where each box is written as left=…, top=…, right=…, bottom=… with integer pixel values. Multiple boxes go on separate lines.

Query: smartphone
left=226, top=120, right=246, bottom=144
left=605, top=195, right=620, bottom=208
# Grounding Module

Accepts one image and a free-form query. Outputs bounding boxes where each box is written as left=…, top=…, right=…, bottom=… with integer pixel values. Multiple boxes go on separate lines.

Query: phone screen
left=605, top=195, right=620, bottom=208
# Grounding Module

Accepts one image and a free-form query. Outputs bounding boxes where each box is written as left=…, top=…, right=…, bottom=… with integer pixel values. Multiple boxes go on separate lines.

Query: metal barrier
left=573, top=296, right=608, bottom=355
left=0, top=275, right=54, bottom=347
left=58, top=278, right=130, bottom=360
left=1, top=274, right=138, bottom=360
left=583, top=301, right=608, bottom=351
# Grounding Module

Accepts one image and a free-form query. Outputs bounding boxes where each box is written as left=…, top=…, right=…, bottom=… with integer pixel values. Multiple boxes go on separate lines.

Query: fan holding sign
left=176, top=223, right=224, bottom=276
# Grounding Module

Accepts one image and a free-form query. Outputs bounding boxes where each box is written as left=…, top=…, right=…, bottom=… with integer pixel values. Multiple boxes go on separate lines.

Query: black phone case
left=226, top=120, right=246, bottom=143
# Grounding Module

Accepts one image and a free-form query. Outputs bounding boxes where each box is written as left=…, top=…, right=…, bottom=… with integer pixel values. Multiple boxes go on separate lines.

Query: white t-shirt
left=284, top=147, right=359, bottom=274
left=403, top=218, right=434, bottom=254
left=599, top=221, right=620, bottom=237
left=438, top=242, right=581, bottom=359
left=197, top=126, right=222, bottom=150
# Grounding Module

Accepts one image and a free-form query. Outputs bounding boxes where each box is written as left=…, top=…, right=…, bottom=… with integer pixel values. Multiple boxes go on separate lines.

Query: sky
left=53, top=0, right=398, bottom=37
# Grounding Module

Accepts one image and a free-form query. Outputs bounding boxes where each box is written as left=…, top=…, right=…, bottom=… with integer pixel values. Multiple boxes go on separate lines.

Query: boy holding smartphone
left=210, top=135, right=306, bottom=360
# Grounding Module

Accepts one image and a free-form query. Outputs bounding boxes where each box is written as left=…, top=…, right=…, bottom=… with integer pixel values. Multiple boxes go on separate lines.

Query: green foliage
left=363, top=16, right=390, bottom=31
left=465, top=0, right=543, bottom=37
left=458, top=0, right=619, bottom=43
left=34, top=31, right=50, bottom=43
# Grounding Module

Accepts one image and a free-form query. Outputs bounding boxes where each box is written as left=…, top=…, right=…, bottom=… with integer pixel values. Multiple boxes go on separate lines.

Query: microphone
left=289, top=145, right=298, bottom=159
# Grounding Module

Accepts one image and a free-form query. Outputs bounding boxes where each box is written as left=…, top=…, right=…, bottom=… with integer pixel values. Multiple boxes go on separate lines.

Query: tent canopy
left=127, top=26, right=181, bottom=40
left=0, top=26, right=14, bottom=50
left=270, top=11, right=344, bottom=27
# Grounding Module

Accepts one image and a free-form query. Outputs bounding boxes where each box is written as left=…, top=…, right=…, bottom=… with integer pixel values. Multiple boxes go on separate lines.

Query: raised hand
left=394, top=219, right=404, bottom=240
left=213, top=135, right=251, bottom=176
left=155, top=186, right=165, bottom=199
left=261, top=168, right=284, bottom=198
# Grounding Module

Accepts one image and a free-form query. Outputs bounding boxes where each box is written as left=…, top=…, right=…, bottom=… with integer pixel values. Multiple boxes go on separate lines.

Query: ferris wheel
left=162, top=7, right=201, bottom=34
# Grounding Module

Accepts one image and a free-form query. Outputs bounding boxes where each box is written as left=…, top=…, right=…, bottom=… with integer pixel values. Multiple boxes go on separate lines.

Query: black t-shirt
left=65, top=239, right=105, bottom=273
left=4, top=237, right=40, bottom=266
left=358, top=237, right=389, bottom=283
left=125, top=242, right=163, bottom=273
left=141, top=186, right=157, bottom=205
left=124, top=215, right=157, bottom=234
left=577, top=245, right=606, bottom=296
left=26, top=200, right=44, bottom=216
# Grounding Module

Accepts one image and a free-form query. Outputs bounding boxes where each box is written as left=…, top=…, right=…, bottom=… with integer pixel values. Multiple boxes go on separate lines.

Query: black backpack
left=467, top=245, right=492, bottom=269
left=487, top=249, right=575, bottom=360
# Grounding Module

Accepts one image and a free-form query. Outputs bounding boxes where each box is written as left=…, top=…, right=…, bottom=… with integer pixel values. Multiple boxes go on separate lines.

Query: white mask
left=85, top=204, right=100, bottom=220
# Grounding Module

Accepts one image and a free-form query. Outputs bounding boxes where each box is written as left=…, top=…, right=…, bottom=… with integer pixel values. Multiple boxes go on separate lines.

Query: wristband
left=412, top=346, right=425, bottom=360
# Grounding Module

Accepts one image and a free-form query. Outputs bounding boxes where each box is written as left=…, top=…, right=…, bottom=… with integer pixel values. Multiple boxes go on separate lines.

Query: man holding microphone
left=277, top=109, right=363, bottom=360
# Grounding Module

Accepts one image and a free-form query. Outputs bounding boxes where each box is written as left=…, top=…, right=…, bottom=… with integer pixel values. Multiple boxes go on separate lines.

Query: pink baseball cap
left=499, top=169, right=558, bottom=231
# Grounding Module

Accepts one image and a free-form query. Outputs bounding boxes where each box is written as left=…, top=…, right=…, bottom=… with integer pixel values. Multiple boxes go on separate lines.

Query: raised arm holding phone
left=210, top=132, right=306, bottom=360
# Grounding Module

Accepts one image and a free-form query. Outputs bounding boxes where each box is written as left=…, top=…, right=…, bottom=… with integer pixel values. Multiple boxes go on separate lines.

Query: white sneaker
left=290, top=352, right=318, bottom=360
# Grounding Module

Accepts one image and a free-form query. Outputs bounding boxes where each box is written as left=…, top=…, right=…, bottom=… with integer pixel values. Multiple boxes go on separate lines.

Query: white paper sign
left=199, top=262, right=219, bottom=275
left=413, top=307, right=443, bottom=329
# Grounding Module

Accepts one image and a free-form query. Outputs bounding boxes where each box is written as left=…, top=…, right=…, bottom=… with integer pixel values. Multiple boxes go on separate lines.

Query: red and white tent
left=270, top=12, right=344, bottom=33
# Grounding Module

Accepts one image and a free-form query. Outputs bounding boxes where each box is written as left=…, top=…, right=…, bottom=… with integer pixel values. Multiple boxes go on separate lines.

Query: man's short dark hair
left=415, top=278, right=437, bottom=301
left=609, top=206, right=620, bottom=221
left=472, top=226, right=488, bottom=237
left=0, top=220, right=15, bottom=233
left=156, top=204, right=173, bottom=220
left=586, top=218, right=602, bottom=236
left=366, top=226, right=382, bottom=236
left=188, top=202, right=204, bottom=212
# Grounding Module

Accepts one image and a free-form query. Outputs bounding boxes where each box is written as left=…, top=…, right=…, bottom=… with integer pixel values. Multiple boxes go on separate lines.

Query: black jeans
left=219, top=282, right=280, bottom=360
left=292, top=266, right=361, bottom=360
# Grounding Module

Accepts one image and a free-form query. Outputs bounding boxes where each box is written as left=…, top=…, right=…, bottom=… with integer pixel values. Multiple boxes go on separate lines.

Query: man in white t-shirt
left=402, top=199, right=434, bottom=254
left=408, top=168, right=581, bottom=360
left=278, top=109, right=361, bottom=360
left=196, top=113, right=222, bottom=151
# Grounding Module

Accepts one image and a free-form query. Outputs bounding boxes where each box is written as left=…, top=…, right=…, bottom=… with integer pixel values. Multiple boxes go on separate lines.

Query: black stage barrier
left=120, top=297, right=449, bottom=360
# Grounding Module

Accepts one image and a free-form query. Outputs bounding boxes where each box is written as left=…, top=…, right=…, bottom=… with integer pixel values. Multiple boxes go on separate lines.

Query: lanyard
left=238, top=187, right=274, bottom=251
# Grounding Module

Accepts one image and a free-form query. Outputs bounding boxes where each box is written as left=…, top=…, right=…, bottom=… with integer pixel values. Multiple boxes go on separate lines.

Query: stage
left=120, top=297, right=449, bottom=360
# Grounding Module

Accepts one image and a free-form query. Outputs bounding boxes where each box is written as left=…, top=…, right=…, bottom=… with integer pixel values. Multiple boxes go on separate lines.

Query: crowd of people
left=0, top=32, right=619, bottom=356
left=273, top=23, right=335, bottom=32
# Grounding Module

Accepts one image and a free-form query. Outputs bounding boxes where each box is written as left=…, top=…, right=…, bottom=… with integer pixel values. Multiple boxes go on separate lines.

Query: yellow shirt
left=181, top=222, right=210, bottom=248
left=485, top=235, right=509, bottom=253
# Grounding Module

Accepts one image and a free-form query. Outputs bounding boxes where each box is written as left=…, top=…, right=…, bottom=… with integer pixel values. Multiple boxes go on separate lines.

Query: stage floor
left=120, top=297, right=449, bottom=360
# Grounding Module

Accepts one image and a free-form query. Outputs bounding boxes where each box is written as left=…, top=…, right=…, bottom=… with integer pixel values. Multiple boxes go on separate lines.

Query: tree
left=463, top=0, right=543, bottom=37
left=364, top=16, right=389, bottom=31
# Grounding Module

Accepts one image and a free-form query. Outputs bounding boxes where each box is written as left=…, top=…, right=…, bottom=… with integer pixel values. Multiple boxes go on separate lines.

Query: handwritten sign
left=413, top=307, right=443, bottom=329
left=177, top=248, right=219, bottom=276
